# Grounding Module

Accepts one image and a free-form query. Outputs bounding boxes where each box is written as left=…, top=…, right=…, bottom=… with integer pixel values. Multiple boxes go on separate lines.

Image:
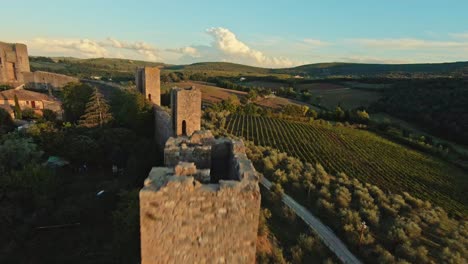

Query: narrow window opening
left=182, top=120, right=187, bottom=136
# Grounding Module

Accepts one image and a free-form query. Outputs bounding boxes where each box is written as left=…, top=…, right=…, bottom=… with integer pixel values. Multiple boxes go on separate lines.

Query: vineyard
left=225, top=115, right=468, bottom=215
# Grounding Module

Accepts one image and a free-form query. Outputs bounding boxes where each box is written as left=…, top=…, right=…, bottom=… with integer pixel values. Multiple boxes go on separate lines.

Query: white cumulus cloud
left=101, top=38, right=159, bottom=61
left=29, top=37, right=160, bottom=61
left=33, top=38, right=108, bottom=57
left=204, top=27, right=297, bottom=67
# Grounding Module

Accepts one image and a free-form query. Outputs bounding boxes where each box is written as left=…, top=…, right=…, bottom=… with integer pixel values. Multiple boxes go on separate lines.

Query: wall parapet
left=140, top=130, right=260, bottom=263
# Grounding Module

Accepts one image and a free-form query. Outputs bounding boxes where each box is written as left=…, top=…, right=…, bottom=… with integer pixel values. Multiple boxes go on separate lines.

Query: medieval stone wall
left=140, top=134, right=261, bottom=263
left=164, top=131, right=216, bottom=169
left=154, top=105, right=174, bottom=149
left=140, top=175, right=260, bottom=264
left=23, top=71, right=79, bottom=90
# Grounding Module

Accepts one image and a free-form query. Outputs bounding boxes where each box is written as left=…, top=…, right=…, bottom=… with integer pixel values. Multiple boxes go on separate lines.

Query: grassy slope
left=226, top=115, right=468, bottom=216
left=30, top=57, right=468, bottom=78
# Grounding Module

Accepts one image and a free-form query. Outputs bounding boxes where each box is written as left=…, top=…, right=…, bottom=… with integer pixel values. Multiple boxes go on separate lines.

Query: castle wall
left=140, top=135, right=261, bottom=263
left=154, top=105, right=174, bottom=149
left=140, top=175, right=260, bottom=264
left=23, top=71, right=79, bottom=90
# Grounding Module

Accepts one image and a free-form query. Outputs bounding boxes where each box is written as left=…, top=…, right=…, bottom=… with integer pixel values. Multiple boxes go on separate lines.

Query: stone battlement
left=140, top=131, right=260, bottom=263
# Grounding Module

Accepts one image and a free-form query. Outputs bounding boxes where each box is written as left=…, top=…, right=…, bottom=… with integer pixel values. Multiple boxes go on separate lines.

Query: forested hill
left=277, top=61, right=468, bottom=78
left=166, top=61, right=468, bottom=78
left=30, top=56, right=468, bottom=79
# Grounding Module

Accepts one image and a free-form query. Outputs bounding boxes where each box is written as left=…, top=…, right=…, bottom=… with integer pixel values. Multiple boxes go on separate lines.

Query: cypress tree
left=79, top=87, right=113, bottom=128
left=13, top=94, right=22, bottom=119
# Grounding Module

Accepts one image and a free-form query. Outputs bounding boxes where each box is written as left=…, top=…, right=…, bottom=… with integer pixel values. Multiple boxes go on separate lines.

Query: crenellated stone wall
left=140, top=132, right=261, bottom=264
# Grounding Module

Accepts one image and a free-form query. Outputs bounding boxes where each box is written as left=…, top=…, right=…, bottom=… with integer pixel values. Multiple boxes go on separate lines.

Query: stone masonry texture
left=1, top=41, right=78, bottom=90
left=171, top=86, right=201, bottom=136
left=0, top=41, right=30, bottom=86
left=23, top=71, right=79, bottom=90
left=140, top=133, right=261, bottom=264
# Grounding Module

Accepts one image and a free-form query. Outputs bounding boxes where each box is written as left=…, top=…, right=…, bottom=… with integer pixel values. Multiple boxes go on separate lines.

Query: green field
left=225, top=115, right=468, bottom=215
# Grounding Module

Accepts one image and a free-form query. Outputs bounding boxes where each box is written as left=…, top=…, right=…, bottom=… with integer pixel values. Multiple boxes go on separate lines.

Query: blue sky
left=2, top=0, right=468, bottom=67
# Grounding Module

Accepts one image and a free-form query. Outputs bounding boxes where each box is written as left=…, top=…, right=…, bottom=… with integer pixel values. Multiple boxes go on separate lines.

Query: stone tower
left=170, top=86, right=201, bottom=136
left=140, top=131, right=261, bottom=264
left=0, top=41, right=30, bottom=86
left=135, top=67, right=160, bottom=105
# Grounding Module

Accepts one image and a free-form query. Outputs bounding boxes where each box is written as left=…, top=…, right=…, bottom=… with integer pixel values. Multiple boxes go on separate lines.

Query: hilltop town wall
left=154, top=105, right=173, bottom=148
left=23, top=71, right=79, bottom=90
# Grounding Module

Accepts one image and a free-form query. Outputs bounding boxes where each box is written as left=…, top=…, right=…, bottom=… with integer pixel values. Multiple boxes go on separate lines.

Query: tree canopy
left=79, top=87, right=113, bottom=128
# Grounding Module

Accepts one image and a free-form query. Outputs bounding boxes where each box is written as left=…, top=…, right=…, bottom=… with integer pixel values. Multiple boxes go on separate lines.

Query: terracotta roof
left=0, top=89, right=56, bottom=102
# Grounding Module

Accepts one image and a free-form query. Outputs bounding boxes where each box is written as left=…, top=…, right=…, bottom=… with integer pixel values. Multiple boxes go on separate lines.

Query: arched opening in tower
left=182, top=120, right=187, bottom=136
left=148, top=93, right=152, bottom=101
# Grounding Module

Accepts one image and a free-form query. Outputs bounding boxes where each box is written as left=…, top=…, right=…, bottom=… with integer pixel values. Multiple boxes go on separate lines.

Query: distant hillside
left=166, top=62, right=272, bottom=74
left=30, top=56, right=468, bottom=79
left=30, top=57, right=166, bottom=80
left=169, top=61, right=468, bottom=78
left=277, top=62, right=468, bottom=78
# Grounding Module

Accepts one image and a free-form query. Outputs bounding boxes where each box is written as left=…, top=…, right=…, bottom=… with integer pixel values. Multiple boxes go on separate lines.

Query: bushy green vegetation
left=0, top=85, right=157, bottom=263
left=278, top=62, right=468, bottom=78
left=244, top=142, right=468, bottom=264
left=257, top=188, right=337, bottom=264
left=226, top=115, right=467, bottom=215
left=0, top=108, right=14, bottom=133
left=30, top=56, right=164, bottom=81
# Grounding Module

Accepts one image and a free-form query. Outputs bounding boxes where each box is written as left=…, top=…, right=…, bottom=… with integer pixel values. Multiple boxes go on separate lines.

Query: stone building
left=0, top=41, right=78, bottom=90
left=0, top=89, right=62, bottom=119
left=140, top=131, right=260, bottom=263
left=171, top=86, right=202, bottom=136
left=135, top=67, right=161, bottom=105
left=0, top=41, right=30, bottom=86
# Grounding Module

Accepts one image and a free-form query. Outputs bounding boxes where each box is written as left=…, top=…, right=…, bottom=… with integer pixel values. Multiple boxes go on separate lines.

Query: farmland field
left=225, top=115, right=468, bottom=215
left=297, top=83, right=381, bottom=109
left=245, top=81, right=381, bottom=109
left=161, top=81, right=315, bottom=110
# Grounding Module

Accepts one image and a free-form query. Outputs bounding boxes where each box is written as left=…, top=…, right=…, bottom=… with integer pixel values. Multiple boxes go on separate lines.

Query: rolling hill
left=30, top=56, right=468, bottom=79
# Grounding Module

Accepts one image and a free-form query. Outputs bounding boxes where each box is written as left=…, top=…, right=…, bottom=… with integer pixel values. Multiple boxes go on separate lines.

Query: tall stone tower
left=0, top=41, right=31, bottom=85
left=170, top=86, right=201, bottom=136
left=135, top=67, right=160, bottom=105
